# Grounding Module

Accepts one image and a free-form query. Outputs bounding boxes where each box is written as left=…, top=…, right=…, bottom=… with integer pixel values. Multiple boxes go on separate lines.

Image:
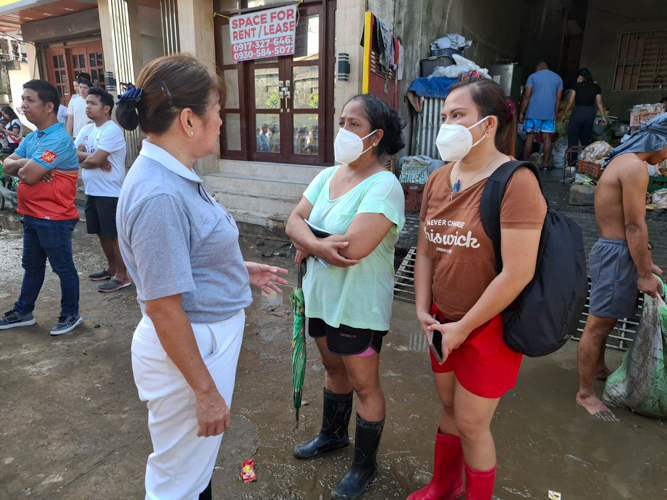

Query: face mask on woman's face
left=334, top=127, right=377, bottom=165
left=435, top=115, right=491, bottom=162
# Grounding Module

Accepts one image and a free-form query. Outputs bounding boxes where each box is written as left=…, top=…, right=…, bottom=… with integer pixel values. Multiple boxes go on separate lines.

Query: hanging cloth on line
left=359, top=13, right=396, bottom=74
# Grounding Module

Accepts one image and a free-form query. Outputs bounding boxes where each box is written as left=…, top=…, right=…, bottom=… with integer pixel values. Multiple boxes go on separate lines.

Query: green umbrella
left=289, top=262, right=306, bottom=427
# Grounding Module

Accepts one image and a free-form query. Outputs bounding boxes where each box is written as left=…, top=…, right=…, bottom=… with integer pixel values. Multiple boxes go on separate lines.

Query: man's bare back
left=594, top=153, right=649, bottom=241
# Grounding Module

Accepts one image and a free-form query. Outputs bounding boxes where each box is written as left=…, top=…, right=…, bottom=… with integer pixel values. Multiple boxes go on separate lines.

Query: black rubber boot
left=198, top=479, right=212, bottom=500
left=331, top=414, right=384, bottom=500
left=294, top=388, right=353, bottom=460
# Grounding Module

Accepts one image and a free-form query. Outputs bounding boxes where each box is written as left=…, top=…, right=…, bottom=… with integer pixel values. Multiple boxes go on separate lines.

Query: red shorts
left=429, top=304, right=522, bottom=399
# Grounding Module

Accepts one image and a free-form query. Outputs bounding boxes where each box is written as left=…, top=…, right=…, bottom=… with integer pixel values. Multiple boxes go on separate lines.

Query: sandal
left=98, top=279, right=132, bottom=293
left=88, top=269, right=112, bottom=281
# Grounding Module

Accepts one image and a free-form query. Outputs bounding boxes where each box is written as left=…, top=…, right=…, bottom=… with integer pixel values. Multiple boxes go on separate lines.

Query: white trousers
left=131, top=310, right=245, bottom=500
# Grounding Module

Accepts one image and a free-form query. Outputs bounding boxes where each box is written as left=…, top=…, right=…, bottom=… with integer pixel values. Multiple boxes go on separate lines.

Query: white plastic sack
left=581, top=141, right=613, bottom=161
left=651, top=189, right=667, bottom=209
left=451, top=55, right=490, bottom=79
left=553, top=150, right=565, bottom=168
left=647, top=162, right=660, bottom=177
left=442, top=64, right=474, bottom=79
left=603, top=292, right=667, bottom=418
left=427, top=66, right=451, bottom=80
left=445, top=34, right=472, bottom=51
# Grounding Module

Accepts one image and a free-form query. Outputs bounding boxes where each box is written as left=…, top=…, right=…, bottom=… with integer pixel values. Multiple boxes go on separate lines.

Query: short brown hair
left=116, top=54, right=225, bottom=135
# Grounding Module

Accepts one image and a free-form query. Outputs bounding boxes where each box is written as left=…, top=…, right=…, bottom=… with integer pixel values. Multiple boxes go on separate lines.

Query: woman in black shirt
left=561, top=68, right=607, bottom=148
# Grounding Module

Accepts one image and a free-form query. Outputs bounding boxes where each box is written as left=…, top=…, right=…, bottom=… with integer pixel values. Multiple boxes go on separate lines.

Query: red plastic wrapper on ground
left=240, top=458, right=257, bottom=483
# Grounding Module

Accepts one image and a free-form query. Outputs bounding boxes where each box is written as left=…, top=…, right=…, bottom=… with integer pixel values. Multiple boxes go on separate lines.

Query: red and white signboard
left=230, top=5, right=297, bottom=63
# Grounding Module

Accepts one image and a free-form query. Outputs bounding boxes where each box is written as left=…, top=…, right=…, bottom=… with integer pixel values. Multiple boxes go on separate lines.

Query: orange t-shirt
left=419, top=163, right=547, bottom=321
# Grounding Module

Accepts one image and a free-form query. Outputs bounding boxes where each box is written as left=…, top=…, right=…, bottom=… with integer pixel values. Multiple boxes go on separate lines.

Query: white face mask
left=334, top=128, right=377, bottom=165
left=435, top=115, right=491, bottom=161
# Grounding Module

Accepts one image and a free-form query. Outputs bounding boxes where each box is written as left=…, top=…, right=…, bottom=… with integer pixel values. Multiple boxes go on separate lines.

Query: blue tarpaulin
left=408, top=77, right=459, bottom=98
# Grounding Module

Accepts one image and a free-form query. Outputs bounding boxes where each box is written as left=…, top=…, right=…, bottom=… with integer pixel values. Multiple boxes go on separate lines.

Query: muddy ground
left=1, top=207, right=667, bottom=500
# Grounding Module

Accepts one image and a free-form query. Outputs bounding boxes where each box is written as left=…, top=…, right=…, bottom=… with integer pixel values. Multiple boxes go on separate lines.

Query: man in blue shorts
left=519, top=61, right=563, bottom=169
left=576, top=114, right=667, bottom=421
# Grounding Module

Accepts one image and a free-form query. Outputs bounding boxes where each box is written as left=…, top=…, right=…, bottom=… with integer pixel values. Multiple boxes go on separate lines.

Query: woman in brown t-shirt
left=408, top=79, right=547, bottom=500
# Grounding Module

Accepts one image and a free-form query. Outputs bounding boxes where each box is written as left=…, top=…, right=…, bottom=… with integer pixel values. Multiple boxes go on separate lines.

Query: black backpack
left=480, top=161, right=588, bottom=357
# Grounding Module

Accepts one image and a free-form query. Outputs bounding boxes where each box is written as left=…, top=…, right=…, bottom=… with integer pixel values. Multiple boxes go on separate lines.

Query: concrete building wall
left=579, top=0, right=667, bottom=120
left=139, top=5, right=165, bottom=66
left=178, top=0, right=219, bottom=176
left=334, top=0, right=366, bottom=128
left=517, top=0, right=567, bottom=81
left=8, top=62, right=31, bottom=127
left=389, top=0, right=567, bottom=155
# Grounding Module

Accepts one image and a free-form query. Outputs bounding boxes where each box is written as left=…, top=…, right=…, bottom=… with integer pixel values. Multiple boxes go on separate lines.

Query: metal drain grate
left=572, top=279, right=641, bottom=351
left=394, top=248, right=640, bottom=351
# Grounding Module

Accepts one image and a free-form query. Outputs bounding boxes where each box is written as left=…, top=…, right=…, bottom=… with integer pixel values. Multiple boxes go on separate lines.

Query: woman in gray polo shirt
left=115, top=54, right=287, bottom=500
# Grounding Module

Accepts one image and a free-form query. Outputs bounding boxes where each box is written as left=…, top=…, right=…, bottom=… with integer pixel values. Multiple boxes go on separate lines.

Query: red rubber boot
left=406, top=431, right=464, bottom=500
left=464, top=462, right=497, bottom=500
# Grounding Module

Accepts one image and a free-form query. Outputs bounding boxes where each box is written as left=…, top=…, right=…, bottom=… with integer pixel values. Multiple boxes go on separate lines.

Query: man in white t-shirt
left=67, top=78, right=91, bottom=138
left=57, top=103, right=68, bottom=127
left=75, top=86, right=129, bottom=293
left=66, top=80, right=80, bottom=132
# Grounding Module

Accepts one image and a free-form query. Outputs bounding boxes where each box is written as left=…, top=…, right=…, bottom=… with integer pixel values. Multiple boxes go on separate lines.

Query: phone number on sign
left=233, top=37, right=294, bottom=52
left=233, top=45, right=293, bottom=61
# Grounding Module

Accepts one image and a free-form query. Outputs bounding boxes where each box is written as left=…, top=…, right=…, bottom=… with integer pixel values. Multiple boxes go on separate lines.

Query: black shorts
left=308, top=318, right=387, bottom=356
left=7, top=142, right=19, bottom=153
left=85, top=195, right=119, bottom=238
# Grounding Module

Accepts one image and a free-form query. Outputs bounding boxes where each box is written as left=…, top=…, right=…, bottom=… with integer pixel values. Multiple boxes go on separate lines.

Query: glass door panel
left=293, top=114, right=318, bottom=155
left=254, top=67, right=280, bottom=109
left=225, top=114, right=242, bottom=151
left=256, top=113, right=280, bottom=153
left=294, top=14, right=320, bottom=61
left=252, top=64, right=281, bottom=155
left=292, top=65, right=319, bottom=109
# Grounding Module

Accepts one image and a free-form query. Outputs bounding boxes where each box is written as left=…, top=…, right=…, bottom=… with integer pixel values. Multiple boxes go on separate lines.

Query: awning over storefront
left=0, top=0, right=95, bottom=30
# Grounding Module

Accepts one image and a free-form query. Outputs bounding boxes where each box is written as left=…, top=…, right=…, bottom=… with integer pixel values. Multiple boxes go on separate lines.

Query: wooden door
left=214, top=0, right=335, bottom=166
left=69, top=43, right=105, bottom=88
left=86, top=43, right=106, bottom=88
left=278, top=2, right=328, bottom=165
left=45, top=47, right=72, bottom=105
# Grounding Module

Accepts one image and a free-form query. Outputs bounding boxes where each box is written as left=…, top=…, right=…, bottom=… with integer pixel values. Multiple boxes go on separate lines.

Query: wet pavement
left=1, top=211, right=667, bottom=500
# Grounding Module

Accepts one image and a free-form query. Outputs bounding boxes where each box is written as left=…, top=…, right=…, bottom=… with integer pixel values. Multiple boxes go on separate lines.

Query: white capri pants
left=131, top=309, right=245, bottom=500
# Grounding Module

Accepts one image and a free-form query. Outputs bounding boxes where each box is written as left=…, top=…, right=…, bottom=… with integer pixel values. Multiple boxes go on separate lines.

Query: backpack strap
left=480, top=161, right=543, bottom=274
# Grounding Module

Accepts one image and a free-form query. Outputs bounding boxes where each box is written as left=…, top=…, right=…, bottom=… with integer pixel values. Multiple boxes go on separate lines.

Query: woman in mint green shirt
left=286, top=94, right=406, bottom=500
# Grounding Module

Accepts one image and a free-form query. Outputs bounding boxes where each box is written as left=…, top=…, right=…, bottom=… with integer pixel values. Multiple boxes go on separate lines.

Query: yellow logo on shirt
left=40, top=150, right=58, bottom=164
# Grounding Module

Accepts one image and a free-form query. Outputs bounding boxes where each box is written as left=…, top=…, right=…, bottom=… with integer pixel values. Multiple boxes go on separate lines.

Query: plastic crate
left=579, top=159, right=602, bottom=179
left=648, top=176, right=667, bottom=193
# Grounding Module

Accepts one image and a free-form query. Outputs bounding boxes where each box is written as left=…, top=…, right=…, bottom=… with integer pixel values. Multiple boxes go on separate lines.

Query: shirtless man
left=576, top=113, right=667, bottom=420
